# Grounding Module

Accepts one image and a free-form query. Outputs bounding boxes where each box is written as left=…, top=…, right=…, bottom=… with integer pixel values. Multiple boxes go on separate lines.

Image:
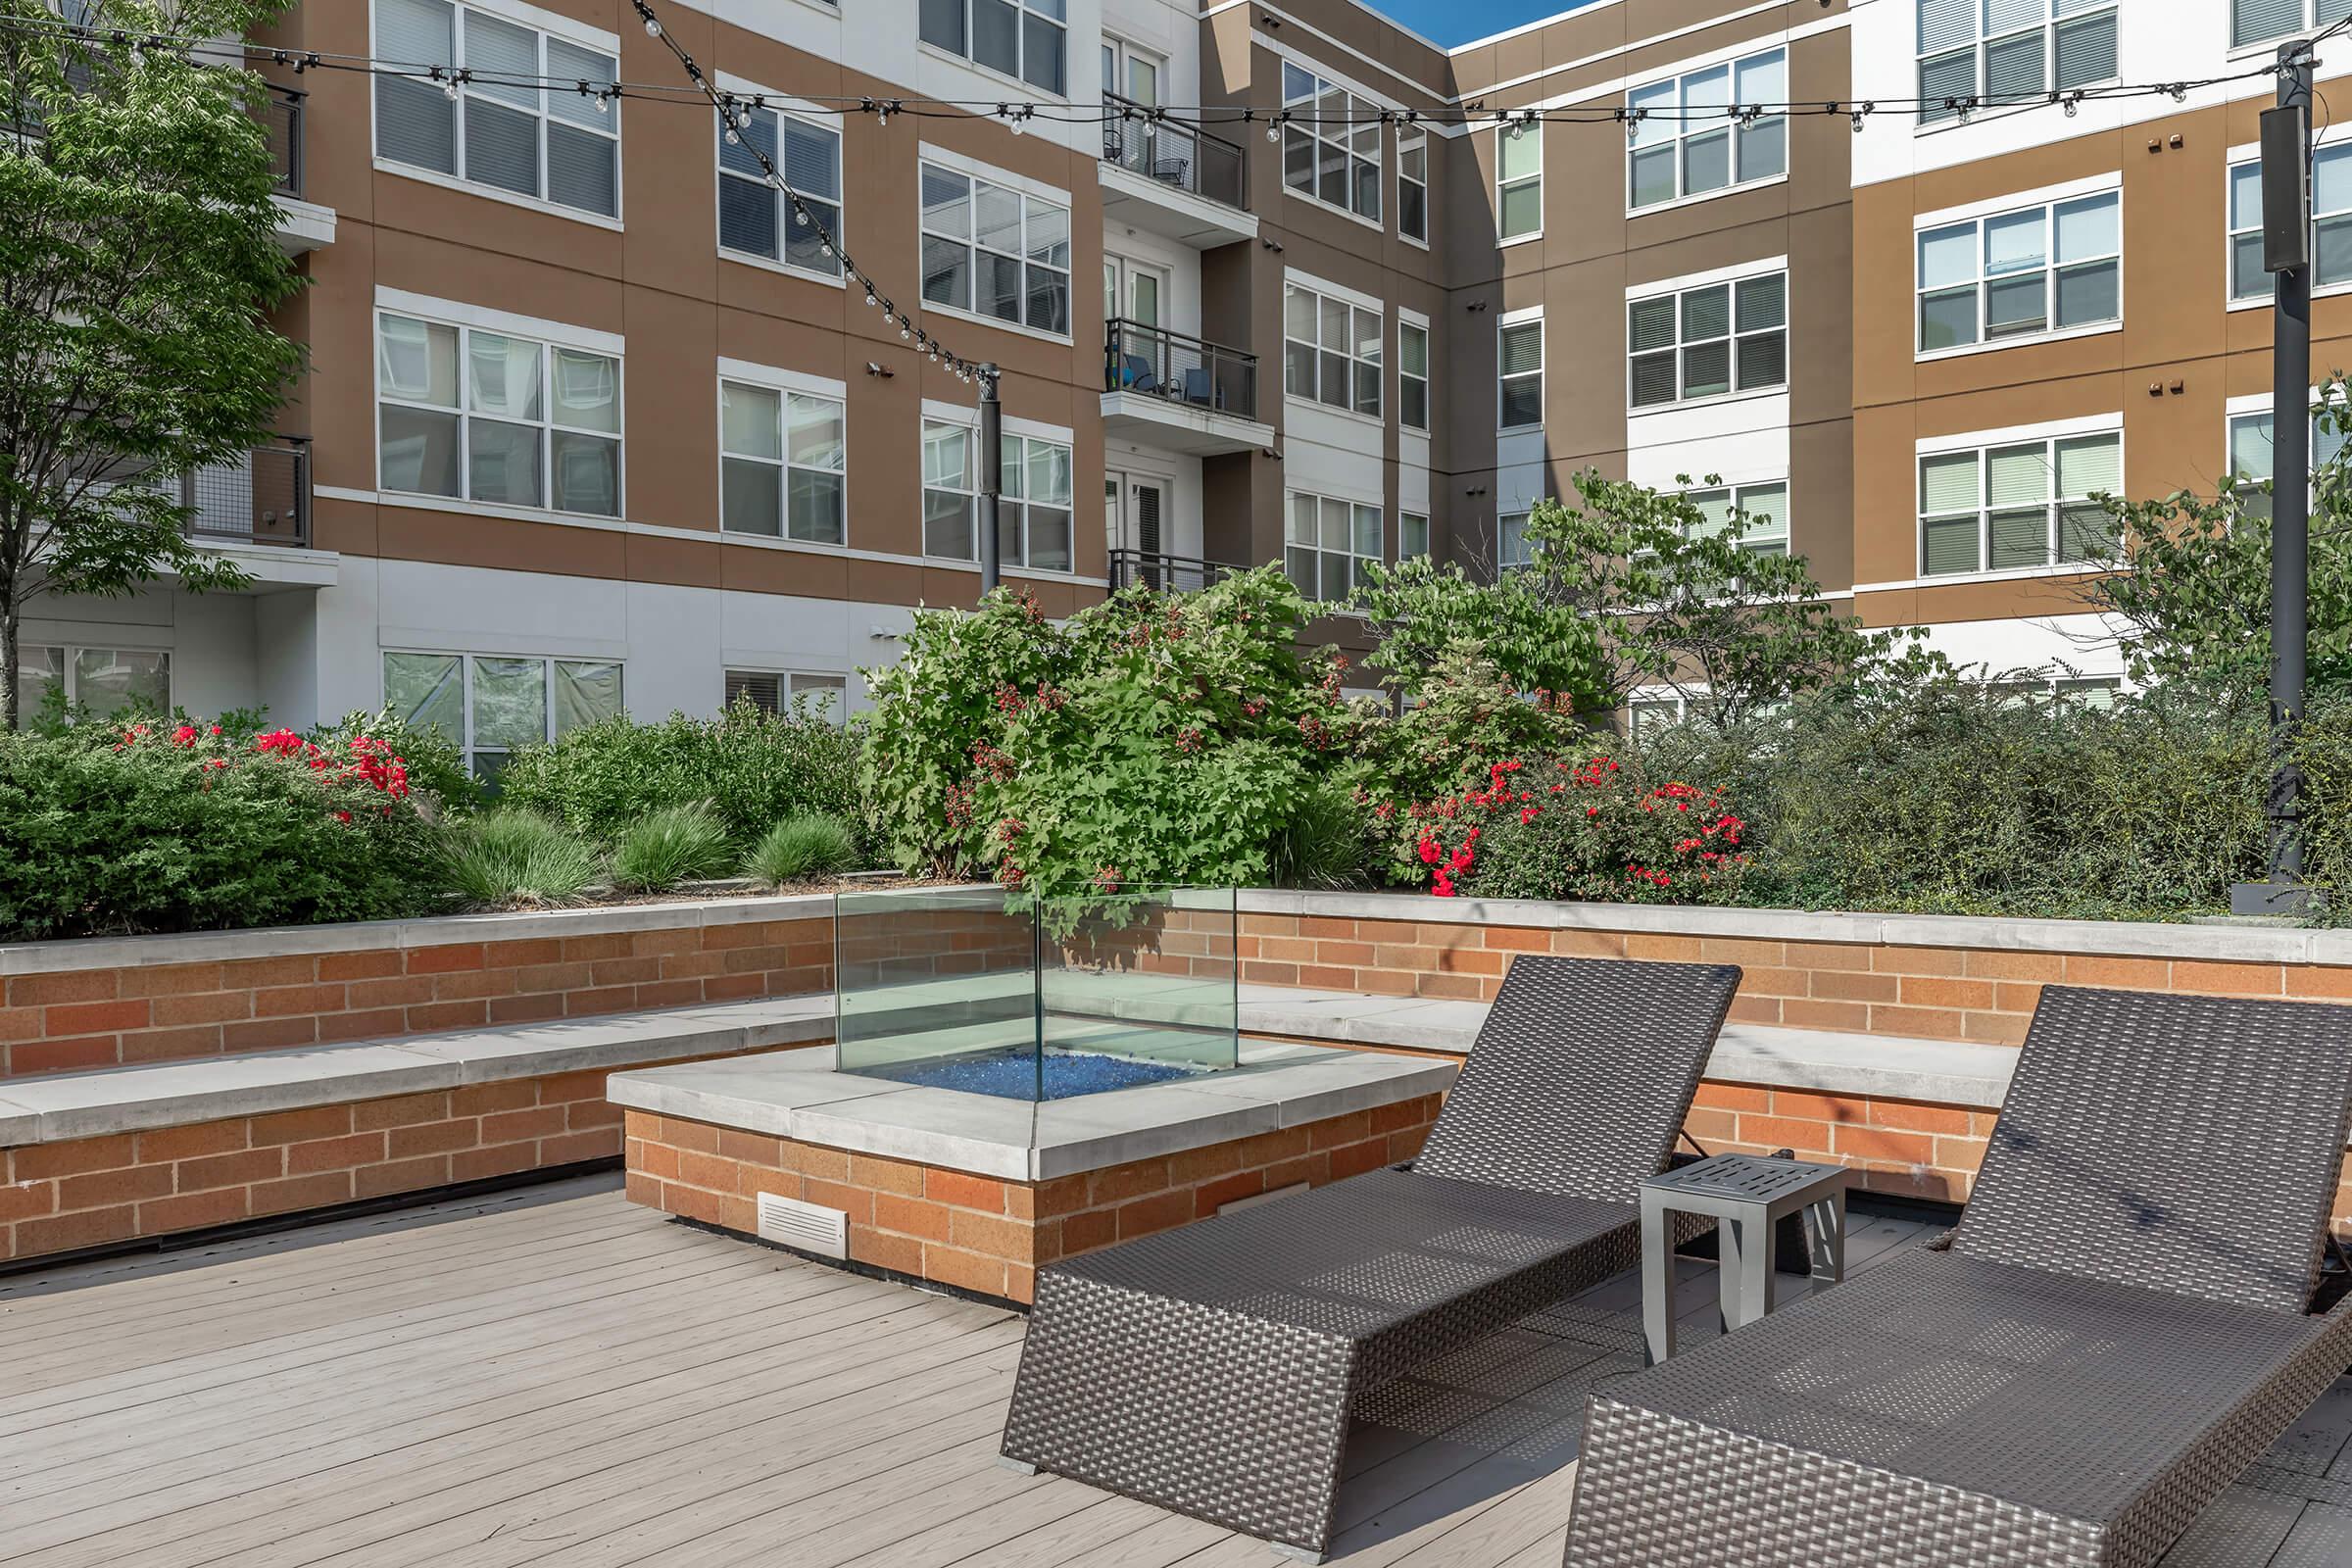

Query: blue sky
left=1362, top=0, right=1602, bottom=47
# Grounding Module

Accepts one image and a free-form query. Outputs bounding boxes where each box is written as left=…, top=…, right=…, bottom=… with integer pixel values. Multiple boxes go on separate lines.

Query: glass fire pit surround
left=833, top=885, right=1240, bottom=1101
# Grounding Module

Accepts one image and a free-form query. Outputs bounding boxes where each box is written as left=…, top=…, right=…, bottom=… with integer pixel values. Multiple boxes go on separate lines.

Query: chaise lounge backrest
left=1952, top=985, right=2352, bottom=1314
left=1412, top=956, right=1741, bottom=1205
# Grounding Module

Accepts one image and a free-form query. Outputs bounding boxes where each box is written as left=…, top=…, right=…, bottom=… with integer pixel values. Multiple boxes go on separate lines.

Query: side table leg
left=1640, top=1199, right=1675, bottom=1365
left=1808, top=1195, right=1847, bottom=1284
left=1722, top=1212, right=1773, bottom=1333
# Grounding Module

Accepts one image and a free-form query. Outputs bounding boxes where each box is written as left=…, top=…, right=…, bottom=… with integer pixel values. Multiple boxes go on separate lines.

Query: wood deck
left=1, top=1173, right=2346, bottom=1567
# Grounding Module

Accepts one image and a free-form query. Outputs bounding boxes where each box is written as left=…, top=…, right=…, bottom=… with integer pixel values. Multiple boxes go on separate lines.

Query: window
left=1400, top=513, right=1430, bottom=560
left=2232, top=0, right=2352, bottom=51
left=1498, top=318, right=1543, bottom=429
left=384, top=651, right=620, bottom=778
left=1628, top=48, right=1785, bottom=211
left=1283, top=283, right=1382, bottom=416
left=1497, top=121, right=1541, bottom=238
left=921, top=420, right=1073, bottom=570
left=1498, top=512, right=1533, bottom=568
left=1917, top=431, right=2119, bottom=576
left=2231, top=146, right=2352, bottom=301
left=726, top=669, right=848, bottom=723
left=1285, top=492, right=1381, bottom=601
left=10, top=646, right=169, bottom=726
left=1399, top=320, right=1429, bottom=431
left=2227, top=406, right=2350, bottom=518
left=917, top=0, right=1066, bottom=95
left=1281, top=62, right=1380, bottom=222
left=1918, top=0, right=2118, bottom=125
left=719, top=380, right=845, bottom=544
left=1629, top=272, right=1786, bottom=409
left=918, top=162, right=1071, bottom=337
left=1917, top=190, right=2119, bottom=352
left=1687, top=480, right=1789, bottom=557
left=1398, top=130, right=1428, bottom=243
left=1101, top=36, right=1162, bottom=106
left=375, top=311, right=621, bottom=515
left=716, top=102, right=842, bottom=277
left=372, top=0, right=618, bottom=219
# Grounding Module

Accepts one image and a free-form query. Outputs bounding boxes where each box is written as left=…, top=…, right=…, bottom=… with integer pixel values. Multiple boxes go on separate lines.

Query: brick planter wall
left=0, top=1063, right=656, bottom=1265
left=622, top=1095, right=1443, bottom=1305
left=0, top=903, right=831, bottom=1081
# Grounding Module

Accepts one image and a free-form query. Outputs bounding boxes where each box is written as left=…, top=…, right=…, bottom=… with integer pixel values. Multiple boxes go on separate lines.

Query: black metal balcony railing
left=1101, top=92, right=1247, bottom=212
left=1104, top=318, right=1258, bottom=421
left=252, top=81, right=304, bottom=198
left=1108, top=549, right=1243, bottom=594
left=185, top=440, right=310, bottom=548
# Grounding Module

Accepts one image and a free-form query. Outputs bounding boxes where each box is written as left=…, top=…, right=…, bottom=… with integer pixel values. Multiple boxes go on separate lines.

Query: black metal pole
left=977, top=364, right=1003, bottom=595
left=2237, top=45, right=2317, bottom=914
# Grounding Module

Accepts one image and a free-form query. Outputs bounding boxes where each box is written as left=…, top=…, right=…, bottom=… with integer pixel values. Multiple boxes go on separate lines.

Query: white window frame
left=368, top=0, right=622, bottom=224
left=1915, top=188, right=2121, bottom=358
left=916, top=0, right=1068, bottom=97
left=1627, top=270, right=1788, bottom=411
left=381, top=650, right=623, bottom=777
left=1915, top=426, right=2122, bottom=579
left=1100, top=34, right=1164, bottom=107
left=1397, top=127, right=1429, bottom=246
left=724, top=667, right=849, bottom=723
left=1497, top=312, right=1544, bottom=431
left=1398, top=317, right=1430, bottom=432
left=714, top=85, right=845, bottom=284
left=10, top=645, right=171, bottom=726
left=373, top=302, right=625, bottom=518
left=1917, top=0, right=2121, bottom=125
left=1626, top=46, right=1786, bottom=213
left=1283, top=280, right=1384, bottom=419
left=2230, top=0, right=2352, bottom=54
left=1685, top=478, right=1790, bottom=557
left=916, top=156, right=1073, bottom=342
left=1399, top=512, right=1430, bottom=560
left=1498, top=511, right=1533, bottom=569
left=1284, top=490, right=1382, bottom=602
left=2224, top=398, right=2350, bottom=515
left=919, top=416, right=1074, bottom=571
left=1496, top=120, right=1541, bottom=241
left=1280, top=61, right=1382, bottom=225
left=716, top=363, right=848, bottom=546
left=2229, top=142, right=2352, bottom=306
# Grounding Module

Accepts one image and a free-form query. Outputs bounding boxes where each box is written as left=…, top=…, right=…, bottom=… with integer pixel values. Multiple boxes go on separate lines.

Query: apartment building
left=14, top=0, right=2345, bottom=758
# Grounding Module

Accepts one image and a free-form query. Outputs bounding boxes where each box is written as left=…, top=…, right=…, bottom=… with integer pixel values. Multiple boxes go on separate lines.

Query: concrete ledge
left=1239, top=984, right=2018, bottom=1109
left=608, top=1040, right=1459, bottom=1182
left=0, top=995, right=832, bottom=1145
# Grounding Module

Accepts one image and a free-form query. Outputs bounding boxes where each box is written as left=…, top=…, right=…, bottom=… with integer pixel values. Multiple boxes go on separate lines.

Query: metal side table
left=1638, top=1152, right=1849, bottom=1364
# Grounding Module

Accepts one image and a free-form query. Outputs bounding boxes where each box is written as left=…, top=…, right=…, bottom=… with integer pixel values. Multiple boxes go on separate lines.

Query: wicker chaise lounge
left=1561, top=985, right=2352, bottom=1568
left=1000, top=954, right=1743, bottom=1560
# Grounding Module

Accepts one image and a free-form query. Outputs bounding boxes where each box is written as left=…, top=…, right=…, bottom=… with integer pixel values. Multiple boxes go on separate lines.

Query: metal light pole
left=977, top=363, right=1004, bottom=595
left=2235, top=43, right=2319, bottom=915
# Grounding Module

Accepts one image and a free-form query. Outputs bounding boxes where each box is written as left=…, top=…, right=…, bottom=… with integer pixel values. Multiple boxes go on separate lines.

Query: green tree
left=1513, top=469, right=1942, bottom=726
left=2074, top=389, right=2352, bottom=698
left=1349, top=554, right=1607, bottom=708
left=0, top=2, right=303, bottom=726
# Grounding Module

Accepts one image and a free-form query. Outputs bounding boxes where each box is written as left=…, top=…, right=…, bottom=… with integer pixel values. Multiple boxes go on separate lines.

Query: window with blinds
left=1628, top=47, right=1785, bottom=211
left=1918, top=431, right=2119, bottom=577
left=1917, top=0, right=2117, bottom=125
left=1917, top=189, right=2119, bottom=353
left=2230, top=146, right=2352, bottom=302
left=373, top=0, right=618, bottom=219
left=1687, top=480, right=1789, bottom=557
left=1498, top=318, right=1544, bottom=429
left=724, top=670, right=847, bottom=722
left=2234, top=0, right=2352, bottom=50
left=717, top=104, right=841, bottom=277
left=1628, top=272, right=1787, bottom=410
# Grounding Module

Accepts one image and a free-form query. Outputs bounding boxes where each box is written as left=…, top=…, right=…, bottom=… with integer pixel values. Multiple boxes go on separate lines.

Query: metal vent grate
left=756, top=1191, right=849, bottom=1259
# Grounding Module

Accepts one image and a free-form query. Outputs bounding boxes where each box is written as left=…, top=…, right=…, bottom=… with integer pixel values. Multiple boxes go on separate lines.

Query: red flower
left=171, top=724, right=199, bottom=747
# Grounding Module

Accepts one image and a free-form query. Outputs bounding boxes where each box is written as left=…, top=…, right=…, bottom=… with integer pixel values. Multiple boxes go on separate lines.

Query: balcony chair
left=1001, top=955, right=1743, bottom=1560
left=1560, top=984, right=2352, bottom=1568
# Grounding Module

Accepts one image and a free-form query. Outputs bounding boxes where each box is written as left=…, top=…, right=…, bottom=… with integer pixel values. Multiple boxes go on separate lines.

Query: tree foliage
left=0, top=1, right=304, bottom=724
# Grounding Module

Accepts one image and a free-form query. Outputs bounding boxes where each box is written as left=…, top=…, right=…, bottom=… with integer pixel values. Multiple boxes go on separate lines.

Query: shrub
left=744, top=813, right=858, bottom=886
left=440, top=808, right=601, bottom=908
left=313, top=705, right=475, bottom=817
left=610, top=804, right=735, bottom=892
left=1270, top=780, right=1372, bottom=891
left=0, top=720, right=442, bottom=940
left=494, top=695, right=861, bottom=849
left=1405, top=757, right=1750, bottom=904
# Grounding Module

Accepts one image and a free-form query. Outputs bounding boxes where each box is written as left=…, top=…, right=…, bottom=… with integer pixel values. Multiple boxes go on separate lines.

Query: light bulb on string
left=643, top=15, right=661, bottom=36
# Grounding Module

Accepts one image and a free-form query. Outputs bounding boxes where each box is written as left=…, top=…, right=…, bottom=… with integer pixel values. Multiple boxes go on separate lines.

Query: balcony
left=186, top=440, right=310, bottom=549
left=1108, top=549, right=1245, bottom=594
left=256, top=81, right=334, bottom=252
left=1100, top=319, right=1274, bottom=457
left=1097, top=94, right=1256, bottom=249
